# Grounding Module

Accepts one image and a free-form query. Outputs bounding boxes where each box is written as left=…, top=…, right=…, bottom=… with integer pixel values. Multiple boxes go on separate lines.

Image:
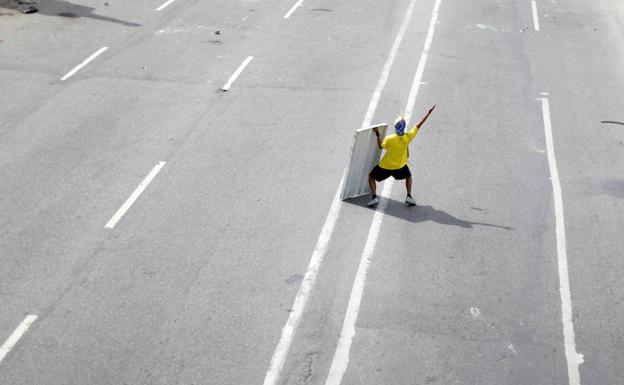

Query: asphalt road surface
left=1, top=0, right=623, bottom=384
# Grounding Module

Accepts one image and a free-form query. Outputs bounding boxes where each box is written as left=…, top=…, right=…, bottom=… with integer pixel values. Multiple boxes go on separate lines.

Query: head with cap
left=394, top=116, right=406, bottom=136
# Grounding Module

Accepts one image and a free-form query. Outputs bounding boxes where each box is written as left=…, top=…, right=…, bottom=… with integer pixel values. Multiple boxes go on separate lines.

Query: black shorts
left=369, top=165, right=411, bottom=181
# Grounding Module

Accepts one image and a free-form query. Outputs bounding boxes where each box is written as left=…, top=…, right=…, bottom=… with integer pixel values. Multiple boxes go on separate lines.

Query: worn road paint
left=284, top=0, right=304, bottom=19
left=0, top=315, right=38, bottom=364
left=261, top=0, right=422, bottom=383
left=61, top=47, right=108, bottom=81
left=221, top=56, right=254, bottom=91
left=540, top=95, right=584, bottom=385
left=531, top=1, right=540, bottom=31
left=324, top=0, right=443, bottom=384
left=156, top=0, right=177, bottom=11
left=105, top=161, right=166, bottom=229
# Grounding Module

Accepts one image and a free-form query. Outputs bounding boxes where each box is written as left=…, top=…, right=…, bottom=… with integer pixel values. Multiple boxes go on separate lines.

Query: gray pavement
left=1, top=0, right=623, bottom=384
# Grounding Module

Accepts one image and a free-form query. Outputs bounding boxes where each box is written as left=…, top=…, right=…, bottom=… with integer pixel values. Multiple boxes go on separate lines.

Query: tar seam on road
left=539, top=94, right=584, bottom=385
left=284, top=0, right=304, bottom=19
left=260, top=0, right=421, bottom=383
left=61, top=47, right=109, bottom=81
left=531, top=1, right=540, bottom=31
left=105, top=161, right=166, bottom=229
left=221, top=56, right=254, bottom=91
left=324, top=0, right=443, bottom=383
left=156, top=0, right=177, bottom=11
left=0, top=315, right=38, bottom=364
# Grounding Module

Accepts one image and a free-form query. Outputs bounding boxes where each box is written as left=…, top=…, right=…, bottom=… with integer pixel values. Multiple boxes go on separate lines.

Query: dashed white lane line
left=0, top=315, right=38, bottom=364
left=261, top=0, right=421, bottom=383
left=539, top=94, right=584, bottom=385
left=105, top=161, right=166, bottom=229
left=324, top=0, right=442, bottom=383
left=60, top=47, right=108, bottom=81
left=156, top=0, right=177, bottom=11
left=284, top=0, right=304, bottom=19
left=531, top=0, right=540, bottom=31
left=221, top=56, right=254, bottom=91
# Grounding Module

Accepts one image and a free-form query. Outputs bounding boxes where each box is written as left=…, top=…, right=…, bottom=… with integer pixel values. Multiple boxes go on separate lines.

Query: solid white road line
left=324, top=0, right=442, bottom=384
left=156, top=0, right=177, bottom=11
left=324, top=179, right=393, bottom=385
left=284, top=0, right=304, bottom=19
left=221, top=56, right=254, bottom=91
left=531, top=1, right=540, bottom=31
left=360, top=0, right=420, bottom=129
left=261, top=0, right=421, bottom=384
left=0, top=315, right=38, bottom=364
left=105, top=161, right=166, bottom=229
left=261, top=174, right=344, bottom=385
left=539, top=95, right=584, bottom=385
left=60, top=47, right=108, bottom=81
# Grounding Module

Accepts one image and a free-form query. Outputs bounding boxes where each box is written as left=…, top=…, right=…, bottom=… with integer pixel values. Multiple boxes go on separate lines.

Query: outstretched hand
left=416, top=105, right=436, bottom=128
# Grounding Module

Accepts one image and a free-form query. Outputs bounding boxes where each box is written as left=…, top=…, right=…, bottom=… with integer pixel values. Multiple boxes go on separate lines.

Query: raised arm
left=415, top=105, right=436, bottom=128
left=373, top=126, right=383, bottom=149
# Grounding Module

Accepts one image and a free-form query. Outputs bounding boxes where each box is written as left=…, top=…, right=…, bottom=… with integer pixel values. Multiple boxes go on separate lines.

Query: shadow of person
left=1, top=0, right=141, bottom=27
left=345, top=195, right=514, bottom=230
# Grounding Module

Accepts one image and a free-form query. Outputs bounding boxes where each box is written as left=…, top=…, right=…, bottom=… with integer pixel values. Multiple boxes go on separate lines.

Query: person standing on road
left=367, top=105, right=436, bottom=207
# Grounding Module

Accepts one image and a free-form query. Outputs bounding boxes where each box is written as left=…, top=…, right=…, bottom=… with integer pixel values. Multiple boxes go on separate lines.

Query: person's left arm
left=407, top=105, right=436, bottom=141
left=415, top=105, right=436, bottom=129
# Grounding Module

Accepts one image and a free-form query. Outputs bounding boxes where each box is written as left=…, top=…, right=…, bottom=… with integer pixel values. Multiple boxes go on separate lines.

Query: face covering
left=394, top=118, right=406, bottom=136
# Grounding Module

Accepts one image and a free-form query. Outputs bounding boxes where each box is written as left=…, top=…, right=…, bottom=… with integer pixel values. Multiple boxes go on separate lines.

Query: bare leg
left=369, top=176, right=377, bottom=195
left=406, top=176, right=412, bottom=195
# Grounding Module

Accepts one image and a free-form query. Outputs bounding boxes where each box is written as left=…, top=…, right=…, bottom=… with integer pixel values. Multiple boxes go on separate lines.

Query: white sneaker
left=405, top=195, right=416, bottom=206
left=367, top=197, right=379, bottom=207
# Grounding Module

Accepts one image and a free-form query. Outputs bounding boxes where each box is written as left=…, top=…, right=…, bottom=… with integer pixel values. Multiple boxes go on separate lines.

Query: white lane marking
left=324, top=179, right=393, bottom=385
left=284, top=0, right=304, bottom=19
left=60, top=47, right=108, bottom=81
left=221, top=56, right=254, bottom=91
left=261, top=0, right=421, bottom=383
left=531, top=1, right=540, bottom=31
left=324, top=0, right=442, bottom=383
left=0, top=315, right=38, bottom=364
left=539, top=95, right=584, bottom=385
left=360, top=0, right=421, bottom=128
left=262, top=174, right=344, bottom=385
left=156, top=0, right=177, bottom=11
left=105, top=161, right=166, bottom=229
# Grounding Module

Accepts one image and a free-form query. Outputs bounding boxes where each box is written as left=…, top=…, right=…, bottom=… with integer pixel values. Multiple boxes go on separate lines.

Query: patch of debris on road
left=0, top=0, right=38, bottom=14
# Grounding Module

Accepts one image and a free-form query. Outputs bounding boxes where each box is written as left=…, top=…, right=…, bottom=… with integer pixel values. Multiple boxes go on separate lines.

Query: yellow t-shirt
left=378, top=127, right=419, bottom=170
